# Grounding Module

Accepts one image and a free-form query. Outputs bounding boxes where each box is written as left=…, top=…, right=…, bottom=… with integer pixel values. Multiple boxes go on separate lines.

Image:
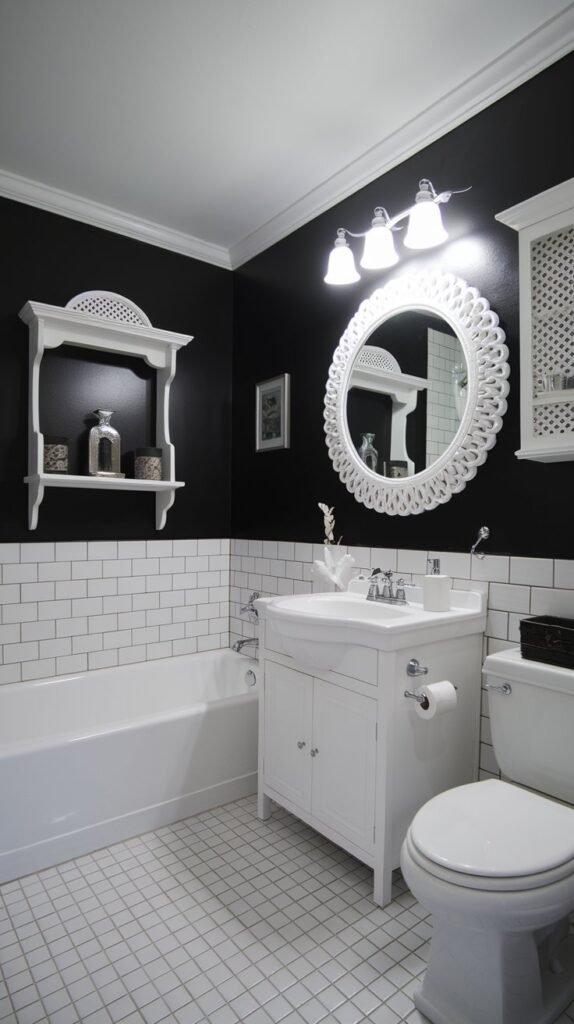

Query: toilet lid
left=410, top=780, right=574, bottom=877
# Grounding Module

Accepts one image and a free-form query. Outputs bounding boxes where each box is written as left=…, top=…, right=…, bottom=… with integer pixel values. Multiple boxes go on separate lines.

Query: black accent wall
left=0, top=200, right=233, bottom=541
left=1, top=56, right=572, bottom=554
left=231, top=55, right=574, bottom=558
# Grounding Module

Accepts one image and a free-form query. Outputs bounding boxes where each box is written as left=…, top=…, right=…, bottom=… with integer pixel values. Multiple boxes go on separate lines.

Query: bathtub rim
left=0, top=647, right=259, bottom=756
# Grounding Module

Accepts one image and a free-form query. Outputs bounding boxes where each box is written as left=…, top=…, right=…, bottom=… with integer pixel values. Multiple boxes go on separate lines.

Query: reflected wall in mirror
left=324, top=271, right=510, bottom=516
left=346, top=312, right=467, bottom=478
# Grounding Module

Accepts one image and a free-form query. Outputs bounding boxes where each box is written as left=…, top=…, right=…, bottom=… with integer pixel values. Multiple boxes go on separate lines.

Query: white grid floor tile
left=2, top=798, right=574, bottom=1024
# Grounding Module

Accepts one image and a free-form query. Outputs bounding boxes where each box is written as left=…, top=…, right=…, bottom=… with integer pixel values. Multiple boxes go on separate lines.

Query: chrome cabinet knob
left=297, top=740, right=306, bottom=749
left=310, top=747, right=319, bottom=757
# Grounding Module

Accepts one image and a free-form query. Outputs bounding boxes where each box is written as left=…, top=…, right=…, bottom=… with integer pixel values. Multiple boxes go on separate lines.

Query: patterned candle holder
left=43, top=436, right=68, bottom=474
left=134, top=447, right=162, bottom=481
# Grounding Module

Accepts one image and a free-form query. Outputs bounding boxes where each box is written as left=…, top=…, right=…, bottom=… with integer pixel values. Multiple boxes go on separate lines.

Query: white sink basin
left=272, top=592, right=411, bottom=622
left=258, top=587, right=486, bottom=671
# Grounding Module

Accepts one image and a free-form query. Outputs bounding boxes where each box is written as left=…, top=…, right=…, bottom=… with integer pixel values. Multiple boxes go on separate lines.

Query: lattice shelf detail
left=496, top=179, right=574, bottom=462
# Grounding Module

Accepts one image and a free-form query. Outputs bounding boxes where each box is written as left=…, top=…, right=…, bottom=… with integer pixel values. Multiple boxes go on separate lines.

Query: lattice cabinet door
left=497, top=179, right=574, bottom=462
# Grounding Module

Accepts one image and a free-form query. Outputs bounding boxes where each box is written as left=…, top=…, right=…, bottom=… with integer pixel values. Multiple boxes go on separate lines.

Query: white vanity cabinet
left=263, top=661, right=377, bottom=854
left=257, top=597, right=485, bottom=907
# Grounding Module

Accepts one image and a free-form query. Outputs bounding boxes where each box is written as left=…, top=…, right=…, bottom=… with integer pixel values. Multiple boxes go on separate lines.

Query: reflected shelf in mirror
left=346, top=315, right=468, bottom=480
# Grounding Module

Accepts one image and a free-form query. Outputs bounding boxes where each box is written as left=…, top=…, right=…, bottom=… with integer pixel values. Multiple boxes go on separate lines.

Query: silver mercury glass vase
left=359, top=432, right=378, bottom=472
left=88, top=410, right=125, bottom=477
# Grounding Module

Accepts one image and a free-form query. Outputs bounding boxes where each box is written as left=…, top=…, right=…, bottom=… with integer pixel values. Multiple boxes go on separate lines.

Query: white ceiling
left=1, top=0, right=573, bottom=269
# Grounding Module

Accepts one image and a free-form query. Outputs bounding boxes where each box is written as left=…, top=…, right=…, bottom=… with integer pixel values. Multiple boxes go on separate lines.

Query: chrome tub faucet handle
left=240, top=591, right=260, bottom=622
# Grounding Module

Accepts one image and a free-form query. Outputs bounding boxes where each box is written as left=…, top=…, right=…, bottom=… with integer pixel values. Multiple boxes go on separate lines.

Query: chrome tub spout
left=232, top=637, right=259, bottom=655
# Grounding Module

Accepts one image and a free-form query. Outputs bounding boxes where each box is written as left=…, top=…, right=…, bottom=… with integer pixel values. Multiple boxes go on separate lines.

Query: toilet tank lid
left=410, top=780, right=574, bottom=877
left=483, top=648, right=574, bottom=695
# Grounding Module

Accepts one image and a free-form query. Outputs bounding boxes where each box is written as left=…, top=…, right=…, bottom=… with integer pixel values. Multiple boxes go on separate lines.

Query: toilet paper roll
left=415, top=680, right=458, bottom=719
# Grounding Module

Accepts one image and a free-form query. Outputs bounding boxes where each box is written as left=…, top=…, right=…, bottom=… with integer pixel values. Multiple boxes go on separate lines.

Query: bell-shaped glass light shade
left=324, top=234, right=360, bottom=285
left=404, top=196, right=448, bottom=249
left=360, top=223, right=399, bottom=269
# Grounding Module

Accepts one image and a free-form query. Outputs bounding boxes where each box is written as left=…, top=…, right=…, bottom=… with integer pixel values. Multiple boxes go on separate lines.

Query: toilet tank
left=483, top=649, right=574, bottom=805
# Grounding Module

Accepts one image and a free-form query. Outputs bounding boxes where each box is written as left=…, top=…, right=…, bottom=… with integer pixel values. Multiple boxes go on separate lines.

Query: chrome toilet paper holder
left=404, top=689, right=430, bottom=709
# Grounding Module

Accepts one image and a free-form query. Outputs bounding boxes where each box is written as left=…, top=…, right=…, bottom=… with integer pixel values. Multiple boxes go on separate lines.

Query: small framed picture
left=256, top=374, right=291, bottom=451
left=383, top=460, right=409, bottom=478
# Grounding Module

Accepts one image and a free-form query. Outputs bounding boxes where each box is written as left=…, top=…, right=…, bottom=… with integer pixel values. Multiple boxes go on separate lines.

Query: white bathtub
left=0, top=649, right=258, bottom=883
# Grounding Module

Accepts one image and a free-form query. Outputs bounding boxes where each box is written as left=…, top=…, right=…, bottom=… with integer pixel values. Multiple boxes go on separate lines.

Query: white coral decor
left=313, top=503, right=355, bottom=591
left=318, top=502, right=336, bottom=544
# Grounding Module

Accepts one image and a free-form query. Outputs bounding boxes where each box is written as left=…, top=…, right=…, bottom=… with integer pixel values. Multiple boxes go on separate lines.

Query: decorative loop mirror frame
left=324, top=271, right=510, bottom=515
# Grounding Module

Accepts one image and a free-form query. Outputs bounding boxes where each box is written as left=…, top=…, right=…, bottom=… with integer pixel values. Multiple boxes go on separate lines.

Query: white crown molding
left=0, top=168, right=232, bottom=270
left=229, top=10, right=574, bottom=268
left=0, top=9, right=571, bottom=272
left=496, top=177, right=574, bottom=231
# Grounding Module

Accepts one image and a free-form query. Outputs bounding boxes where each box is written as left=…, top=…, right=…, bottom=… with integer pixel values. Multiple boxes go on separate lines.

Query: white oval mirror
left=324, top=271, right=510, bottom=515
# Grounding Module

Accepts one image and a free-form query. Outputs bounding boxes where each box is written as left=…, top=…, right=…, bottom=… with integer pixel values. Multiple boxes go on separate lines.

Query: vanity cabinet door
left=264, top=662, right=313, bottom=811
left=310, top=678, right=377, bottom=853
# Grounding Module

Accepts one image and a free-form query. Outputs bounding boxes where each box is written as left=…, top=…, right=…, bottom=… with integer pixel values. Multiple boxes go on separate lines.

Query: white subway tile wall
left=230, top=539, right=574, bottom=780
left=0, top=540, right=230, bottom=684
left=426, top=327, right=462, bottom=464
left=3, top=537, right=574, bottom=784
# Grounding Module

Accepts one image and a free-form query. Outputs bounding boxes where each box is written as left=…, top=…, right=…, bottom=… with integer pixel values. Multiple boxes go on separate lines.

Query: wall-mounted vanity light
left=324, top=179, right=470, bottom=285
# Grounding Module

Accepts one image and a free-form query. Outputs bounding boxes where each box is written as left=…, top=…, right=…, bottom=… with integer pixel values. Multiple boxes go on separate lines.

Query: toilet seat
left=404, top=830, right=574, bottom=893
left=409, top=780, right=574, bottom=890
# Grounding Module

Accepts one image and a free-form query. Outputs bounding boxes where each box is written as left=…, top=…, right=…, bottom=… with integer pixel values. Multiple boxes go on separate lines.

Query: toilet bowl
left=400, top=649, right=574, bottom=1024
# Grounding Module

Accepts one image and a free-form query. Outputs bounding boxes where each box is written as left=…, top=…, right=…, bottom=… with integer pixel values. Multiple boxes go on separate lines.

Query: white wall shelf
left=496, top=178, right=574, bottom=462
left=20, top=292, right=192, bottom=529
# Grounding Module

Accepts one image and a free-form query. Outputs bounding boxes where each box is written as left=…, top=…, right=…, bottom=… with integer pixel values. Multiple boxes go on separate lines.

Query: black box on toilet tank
left=520, top=615, right=574, bottom=669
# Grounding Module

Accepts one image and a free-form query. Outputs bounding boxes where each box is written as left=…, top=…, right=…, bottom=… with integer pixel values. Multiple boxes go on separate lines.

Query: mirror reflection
left=346, top=312, right=467, bottom=478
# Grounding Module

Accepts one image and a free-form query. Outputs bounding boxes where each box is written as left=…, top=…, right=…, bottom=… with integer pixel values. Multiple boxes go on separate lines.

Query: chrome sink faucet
left=367, top=569, right=407, bottom=605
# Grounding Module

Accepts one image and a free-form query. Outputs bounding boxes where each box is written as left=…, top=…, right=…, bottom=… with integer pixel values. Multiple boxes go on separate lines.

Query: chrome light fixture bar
left=324, top=179, right=469, bottom=285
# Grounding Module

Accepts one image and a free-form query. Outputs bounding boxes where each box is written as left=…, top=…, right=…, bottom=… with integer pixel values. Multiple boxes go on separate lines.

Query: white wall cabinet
left=263, top=661, right=377, bottom=854
left=497, top=178, right=574, bottom=462
left=19, top=291, right=192, bottom=529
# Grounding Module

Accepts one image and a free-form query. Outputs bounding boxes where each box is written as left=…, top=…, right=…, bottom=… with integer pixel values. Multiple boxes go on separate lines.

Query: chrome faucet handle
left=381, top=569, right=394, bottom=599
left=240, top=591, right=260, bottom=621
left=395, top=578, right=406, bottom=602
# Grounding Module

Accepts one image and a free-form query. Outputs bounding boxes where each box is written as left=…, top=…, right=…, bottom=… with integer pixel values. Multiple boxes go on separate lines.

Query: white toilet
left=400, top=648, right=574, bottom=1024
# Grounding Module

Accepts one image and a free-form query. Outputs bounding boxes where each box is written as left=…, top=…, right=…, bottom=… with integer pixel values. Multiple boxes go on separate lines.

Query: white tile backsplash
left=510, top=556, right=553, bottom=587
left=486, top=609, right=508, bottom=640
left=371, top=548, right=398, bottom=572
left=87, top=540, right=118, bottom=560
left=3, top=536, right=573, bottom=788
left=0, top=539, right=230, bottom=684
left=555, top=560, right=574, bottom=589
left=3, top=563, right=38, bottom=583
left=20, top=543, right=55, bottom=563
left=0, top=543, right=20, bottom=562
left=531, top=587, right=574, bottom=617
left=488, top=582, right=531, bottom=613
left=470, top=554, right=510, bottom=583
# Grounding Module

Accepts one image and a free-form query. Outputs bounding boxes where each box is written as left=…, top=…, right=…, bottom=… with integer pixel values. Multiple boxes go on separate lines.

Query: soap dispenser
left=423, top=557, right=451, bottom=612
